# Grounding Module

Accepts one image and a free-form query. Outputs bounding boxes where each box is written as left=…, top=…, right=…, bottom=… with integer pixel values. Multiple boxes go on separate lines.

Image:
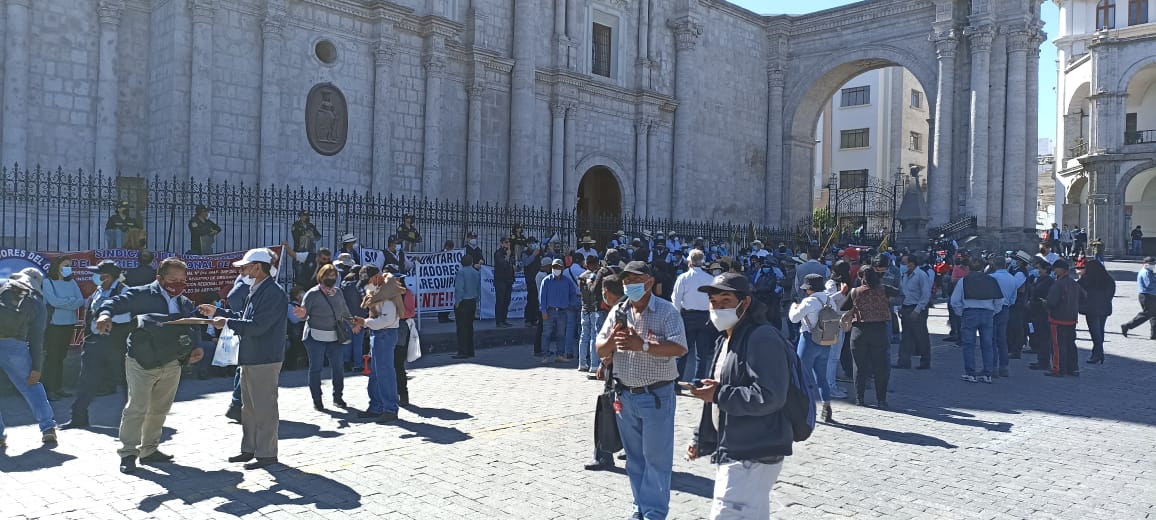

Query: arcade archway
left=576, top=167, right=622, bottom=247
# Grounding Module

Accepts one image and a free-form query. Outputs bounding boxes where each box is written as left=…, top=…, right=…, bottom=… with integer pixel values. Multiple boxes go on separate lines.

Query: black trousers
left=1051, top=322, right=1078, bottom=374
left=395, top=319, right=410, bottom=399
left=455, top=299, right=477, bottom=357
left=763, top=296, right=782, bottom=330
left=850, top=322, right=890, bottom=402
left=524, top=278, right=540, bottom=325
left=1007, top=304, right=1027, bottom=356
left=70, top=327, right=130, bottom=418
left=495, top=281, right=513, bottom=324
left=898, top=306, right=930, bottom=366
left=42, top=324, right=74, bottom=395
left=1029, top=312, right=1052, bottom=365
left=1123, top=293, right=1156, bottom=339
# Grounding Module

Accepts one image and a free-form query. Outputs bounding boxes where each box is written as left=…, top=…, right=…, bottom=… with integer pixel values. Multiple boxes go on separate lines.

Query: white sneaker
left=960, top=374, right=978, bottom=383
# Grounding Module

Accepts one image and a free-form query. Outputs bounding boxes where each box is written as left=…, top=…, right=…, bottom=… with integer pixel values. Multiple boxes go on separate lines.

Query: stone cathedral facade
left=0, top=0, right=1044, bottom=233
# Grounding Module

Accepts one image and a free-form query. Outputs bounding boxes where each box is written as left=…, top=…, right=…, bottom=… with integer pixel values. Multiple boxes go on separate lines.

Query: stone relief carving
left=305, top=83, right=348, bottom=156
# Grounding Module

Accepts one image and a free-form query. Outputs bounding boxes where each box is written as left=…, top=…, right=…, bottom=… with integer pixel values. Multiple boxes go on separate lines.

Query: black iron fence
left=1, top=164, right=837, bottom=259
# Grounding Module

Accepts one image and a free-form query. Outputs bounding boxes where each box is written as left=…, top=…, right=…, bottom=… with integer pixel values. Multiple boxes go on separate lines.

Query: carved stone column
left=564, top=103, right=579, bottom=211
left=1, top=0, right=32, bottom=167
left=634, top=118, right=650, bottom=215
left=258, top=0, right=285, bottom=187
left=189, top=0, right=215, bottom=178
left=421, top=51, right=447, bottom=198
left=929, top=30, right=956, bottom=225
left=1002, top=28, right=1030, bottom=229
left=1024, top=28, right=1045, bottom=229
left=549, top=102, right=566, bottom=209
left=669, top=17, right=702, bottom=216
left=965, top=25, right=993, bottom=225
left=986, top=29, right=1008, bottom=227
left=466, top=81, right=484, bottom=202
left=95, top=0, right=126, bottom=175
left=371, top=39, right=397, bottom=193
left=766, top=67, right=784, bottom=225
left=508, top=0, right=537, bottom=204
left=636, top=0, right=652, bottom=88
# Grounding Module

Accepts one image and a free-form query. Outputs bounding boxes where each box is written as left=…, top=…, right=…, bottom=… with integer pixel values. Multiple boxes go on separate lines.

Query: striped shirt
left=597, top=295, right=687, bottom=387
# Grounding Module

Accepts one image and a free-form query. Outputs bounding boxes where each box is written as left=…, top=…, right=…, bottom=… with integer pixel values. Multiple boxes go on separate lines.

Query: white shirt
left=789, top=292, right=832, bottom=333
left=671, top=267, right=713, bottom=312
left=364, top=300, right=399, bottom=330
left=159, top=287, right=180, bottom=314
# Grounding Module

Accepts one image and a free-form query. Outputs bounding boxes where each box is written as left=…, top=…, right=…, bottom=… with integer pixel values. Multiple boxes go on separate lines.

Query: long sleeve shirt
left=42, top=278, right=85, bottom=326
left=1139, top=266, right=1156, bottom=296
left=454, top=266, right=481, bottom=305
left=899, top=270, right=931, bottom=312
left=538, top=273, right=579, bottom=312
left=364, top=300, right=399, bottom=330
left=989, top=269, right=1024, bottom=308
left=672, top=267, right=714, bottom=312
left=788, top=292, right=832, bottom=333
left=88, top=282, right=131, bottom=333
left=949, top=278, right=1003, bottom=315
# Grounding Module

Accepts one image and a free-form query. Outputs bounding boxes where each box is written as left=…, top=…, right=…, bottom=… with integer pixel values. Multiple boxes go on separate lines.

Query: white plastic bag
left=212, top=324, right=240, bottom=367
left=406, top=319, right=422, bottom=363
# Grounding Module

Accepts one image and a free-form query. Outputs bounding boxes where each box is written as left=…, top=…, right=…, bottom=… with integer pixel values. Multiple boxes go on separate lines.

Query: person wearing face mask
left=187, top=204, right=221, bottom=255
left=464, top=231, right=485, bottom=267
left=105, top=201, right=139, bottom=249
left=196, top=248, right=289, bottom=469
left=293, top=264, right=363, bottom=412
left=96, top=258, right=204, bottom=474
left=291, top=210, right=322, bottom=253
left=687, top=272, right=794, bottom=520
left=520, top=237, right=543, bottom=327
left=672, top=250, right=721, bottom=385
left=42, top=256, right=85, bottom=402
left=396, top=214, right=423, bottom=251
left=382, top=235, right=409, bottom=273
left=493, top=237, right=516, bottom=328
left=343, top=266, right=372, bottom=372
left=789, top=274, right=835, bottom=423
left=61, top=261, right=132, bottom=430
left=595, top=261, right=688, bottom=520
left=539, top=258, right=579, bottom=363
left=452, top=255, right=482, bottom=360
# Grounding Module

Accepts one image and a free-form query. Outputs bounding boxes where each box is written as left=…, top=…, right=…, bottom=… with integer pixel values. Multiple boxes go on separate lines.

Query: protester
left=295, top=264, right=362, bottom=411
left=1045, top=259, right=1085, bottom=377
left=493, top=237, right=516, bottom=328
left=988, top=257, right=1024, bottom=378
left=291, top=210, right=322, bottom=253
left=342, top=266, right=372, bottom=372
left=1077, top=259, right=1115, bottom=364
left=789, top=273, right=835, bottom=422
left=359, top=272, right=404, bottom=421
left=843, top=268, right=893, bottom=406
left=751, top=256, right=785, bottom=330
left=689, top=272, right=794, bottom=520
left=0, top=269, right=57, bottom=448
left=201, top=248, right=288, bottom=470
left=584, top=274, right=624, bottom=471
left=397, top=214, right=423, bottom=251
left=1120, top=257, right=1156, bottom=340
left=188, top=204, right=221, bottom=255
left=437, top=240, right=457, bottom=324
left=595, top=261, right=687, bottom=520
left=897, top=254, right=931, bottom=369
left=285, top=286, right=307, bottom=371
left=96, top=258, right=203, bottom=473
left=793, top=248, right=829, bottom=297
left=577, top=255, right=608, bottom=375
left=563, top=253, right=586, bottom=359
left=452, top=255, right=480, bottom=360
left=41, top=255, right=85, bottom=401
left=671, top=249, right=717, bottom=383
left=1027, top=258, right=1056, bottom=371
left=337, top=233, right=364, bottom=265
left=539, top=258, right=578, bottom=363
left=395, top=276, right=417, bottom=406
left=464, top=231, right=485, bottom=266
left=124, top=250, right=157, bottom=287
left=62, top=261, right=130, bottom=429
left=521, top=237, right=543, bottom=327
left=825, top=260, right=853, bottom=398
left=951, top=258, right=1004, bottom=384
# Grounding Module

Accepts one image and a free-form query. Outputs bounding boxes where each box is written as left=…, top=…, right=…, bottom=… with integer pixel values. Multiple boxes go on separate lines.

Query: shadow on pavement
left=279, top=419, right=341, bottom=440
left=392, top=418, right=471, bottom=445
left=0, top=445, right=77, bottom=472
left=892, top=406, right=1014, bottom=433
left=671, top=470, right=715, bottom=498
left=401, top=404, right=473, bottom=421
left=136, top=462, right=361, bottom=514
left=828, top=421, right=958, bottom=449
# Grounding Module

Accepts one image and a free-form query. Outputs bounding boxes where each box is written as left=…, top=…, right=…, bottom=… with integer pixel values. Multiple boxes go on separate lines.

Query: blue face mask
left=1029, top=269, right=1040, bottom=278
left=61, top=267, right=73, bottom=277
left=624, top=283, right=647, bottom=302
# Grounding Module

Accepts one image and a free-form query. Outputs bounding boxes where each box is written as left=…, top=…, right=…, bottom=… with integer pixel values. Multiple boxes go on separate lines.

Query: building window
left=840, top=128, right=870, bottom=149
left=592, top=23, right=612, bottom=78
left=1097, top=0, right=1116, bottom=29
left=911, top=90, right=923, bottom=108
left=909, top=132, right=923, bottom=152
left=840, top=86, right=870, bottom=107
left=839, top=170, right=869, bottom=189
left=1129, top=0, right=1148, bottom=25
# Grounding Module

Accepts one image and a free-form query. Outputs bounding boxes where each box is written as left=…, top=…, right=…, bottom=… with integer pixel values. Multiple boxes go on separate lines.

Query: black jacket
left=98, top=282, right=196, bottom=368
left=215, top=277, right=288, bottom=365
left=693, top=306, right=794, bottom=461
left=1078, top=277, right=1115, bottom=316
left=494, top=247, right=516, bottom=283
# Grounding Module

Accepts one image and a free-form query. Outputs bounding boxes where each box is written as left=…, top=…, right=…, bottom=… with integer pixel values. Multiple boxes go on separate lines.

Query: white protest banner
left=478, top=266, right=528, bottom=320
left=360, top=248, right=386, bottom=270
left=410, top=249, right=465, bottom=313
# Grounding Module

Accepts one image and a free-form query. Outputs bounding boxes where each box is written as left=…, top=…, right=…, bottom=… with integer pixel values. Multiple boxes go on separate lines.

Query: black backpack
left=0, top=282, right=32, bottom=338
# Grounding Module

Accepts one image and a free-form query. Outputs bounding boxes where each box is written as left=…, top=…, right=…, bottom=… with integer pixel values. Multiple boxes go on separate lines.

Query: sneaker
left=978, top=375, right=993, bottom=384
left=41, top=428, right=58, bottom=444
left=960, top=374, right=977, bottom=383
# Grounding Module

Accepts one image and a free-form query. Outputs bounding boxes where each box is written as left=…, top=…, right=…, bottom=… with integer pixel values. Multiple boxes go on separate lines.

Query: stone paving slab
left=0, top=261, right=1154, bottom=519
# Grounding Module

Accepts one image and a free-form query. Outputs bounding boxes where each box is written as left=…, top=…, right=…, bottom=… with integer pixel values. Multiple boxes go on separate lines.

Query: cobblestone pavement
left=1, top=261, right=1155, bottom=519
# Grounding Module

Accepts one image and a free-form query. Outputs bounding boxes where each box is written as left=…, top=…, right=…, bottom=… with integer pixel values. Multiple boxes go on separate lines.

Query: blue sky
left=729, top=0, right=1060, bottom=143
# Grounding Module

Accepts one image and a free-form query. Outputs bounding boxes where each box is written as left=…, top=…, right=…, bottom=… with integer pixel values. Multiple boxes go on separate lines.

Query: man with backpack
left=0, top=269, right=58, bottom=448
left=687, top=272, right=800, bottom=520
left=788, top=273, right=838, bottom=423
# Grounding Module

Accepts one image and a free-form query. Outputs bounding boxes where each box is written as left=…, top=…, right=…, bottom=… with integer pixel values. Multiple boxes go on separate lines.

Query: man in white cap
left=199, top=248, right=288, bottom=470
left=0, top=269, right=58, bottom=448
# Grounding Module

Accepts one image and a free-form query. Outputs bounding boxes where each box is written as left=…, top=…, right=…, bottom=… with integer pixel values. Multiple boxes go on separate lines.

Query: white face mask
left=240, top=275, right=255, bottom=286
left=468, top=239, right=477, bottom=246
left=552, top=269, right=562, bottom=277
left=710, top=302, right=744, bottom=331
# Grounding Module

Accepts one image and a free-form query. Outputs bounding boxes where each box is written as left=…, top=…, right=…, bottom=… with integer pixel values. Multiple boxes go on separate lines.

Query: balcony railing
left=1069, top=138, right=1088, bottom=157
left=1125, top=129, right=1156, bottom=145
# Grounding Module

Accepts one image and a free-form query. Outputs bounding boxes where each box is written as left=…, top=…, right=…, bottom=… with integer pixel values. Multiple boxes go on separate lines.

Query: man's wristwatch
left=642, top=341, right=650, bottom=353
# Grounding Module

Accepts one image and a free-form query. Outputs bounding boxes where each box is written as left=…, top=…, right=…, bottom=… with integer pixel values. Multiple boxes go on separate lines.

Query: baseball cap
left=697, top=273, right=751, bottom=296
left=800, top=273, right=826, bottom=292
left=550, top=258, right=565, bottom=268
left=89, top=259, right=123, bottom=276
left=233, top=248, right=275, bottom=267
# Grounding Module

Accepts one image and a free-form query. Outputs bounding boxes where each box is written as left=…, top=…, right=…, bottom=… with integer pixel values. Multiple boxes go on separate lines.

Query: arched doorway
left=1125, top=167, right=1156, bottom=255
left=576, top=167, right=622, bottom=247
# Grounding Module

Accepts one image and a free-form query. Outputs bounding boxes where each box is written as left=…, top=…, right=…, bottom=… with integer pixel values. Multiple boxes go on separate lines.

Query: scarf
left=362, top=274, right=405, bottom=318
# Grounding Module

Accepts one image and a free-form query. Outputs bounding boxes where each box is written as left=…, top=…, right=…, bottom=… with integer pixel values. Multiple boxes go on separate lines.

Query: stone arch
left=1066, top=174, right=1089, bottom=205
left=1066, top=82, right=1092, bottom=115
left=1117, top=159, right=1156, bottom=202
left=573, top=153, right=632, bottom=212
left=1116, top=54, right=1156, bottom=93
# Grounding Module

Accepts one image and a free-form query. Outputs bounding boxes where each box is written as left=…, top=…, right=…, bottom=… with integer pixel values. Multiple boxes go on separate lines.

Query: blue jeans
left=961, top=308, right=996, bottom=376
left=366, top=328, right=399, bottom=414
left=565, top=307, right=580, bottom=357
left=676, top=310, right=720, bottom=380
left=797, top=332, right=831, bottom=402
left=1133, top=239, right=1143, bottom=255
left=615, top=382, right=676, bottom=520
left=578, top=311, right=604, bottom=370
left=0, top=339, right=57, bottom=437
left=305, top=337, right=345, bottom=402
left=826, top=330, right=845, bottom=391
left=346, top=329, right=365, bottom=369
left=993, top=307, right=1010, bottom=370
left=541, top=309, right=569, bottom=356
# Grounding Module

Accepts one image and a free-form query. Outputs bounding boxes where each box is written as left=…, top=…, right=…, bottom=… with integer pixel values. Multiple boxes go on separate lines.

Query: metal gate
left=826, top=171, right=904, bottom=246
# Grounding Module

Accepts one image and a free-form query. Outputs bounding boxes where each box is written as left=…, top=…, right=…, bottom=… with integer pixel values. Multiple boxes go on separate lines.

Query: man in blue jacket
left=199, top=248, right=288, bottom=470
left=1121, top=256, right=1156, bottom=340
left=96, top=258, right=202, bottom=474
left=688, top=273, right=793, bottom=520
